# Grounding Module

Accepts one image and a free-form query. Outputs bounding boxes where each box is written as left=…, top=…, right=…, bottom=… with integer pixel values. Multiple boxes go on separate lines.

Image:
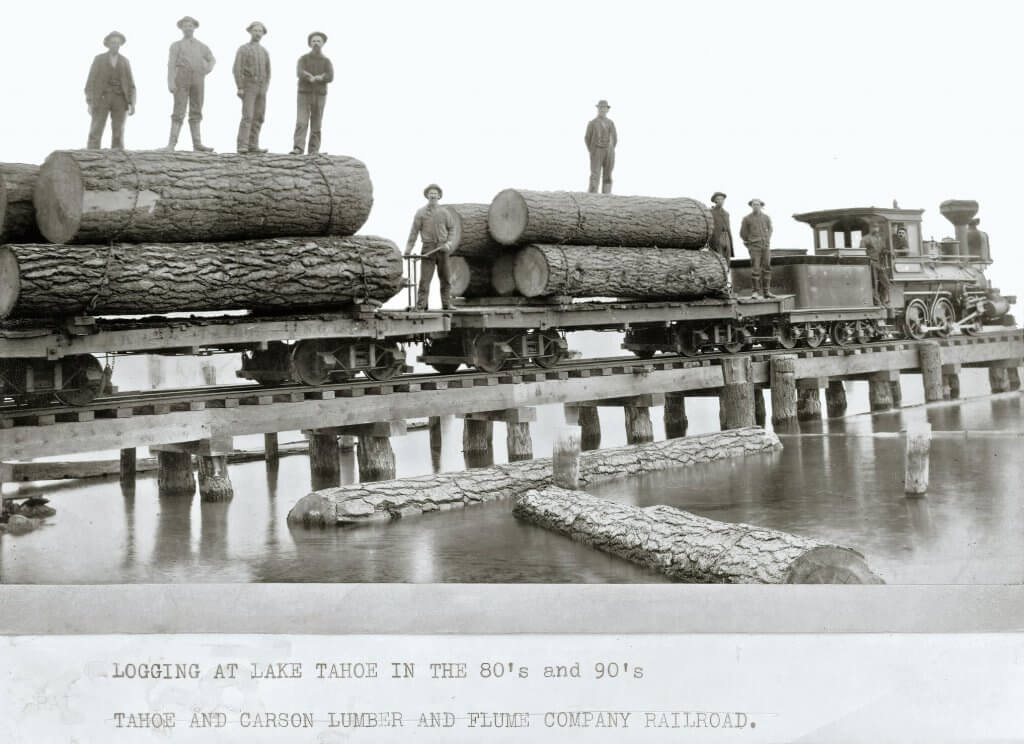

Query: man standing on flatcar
left=709, top=191, right=733, bottom=260
left=405, top=184, right=455, bottom=311
left=739, top=198, right=774, bottom=299
left=585, top=100, right=617, bottom=193
left=860, top=221, right=891, bottom=305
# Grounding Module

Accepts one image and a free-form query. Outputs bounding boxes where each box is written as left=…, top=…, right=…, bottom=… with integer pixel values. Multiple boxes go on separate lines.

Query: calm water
left=1, top=366, right=1022, bottom=584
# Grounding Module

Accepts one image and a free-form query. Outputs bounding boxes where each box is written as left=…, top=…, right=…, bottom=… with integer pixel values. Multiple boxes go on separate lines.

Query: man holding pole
left=405, top=184, right=455, bottom=311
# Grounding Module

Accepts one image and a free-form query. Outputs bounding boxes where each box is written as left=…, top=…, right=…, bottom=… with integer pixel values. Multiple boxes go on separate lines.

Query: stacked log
left=444, top=203, right=515, bottom=298
left=0, top=164, right=44, bottom=243
left=446, top=203, right=504, bottom=259
left=448, top=256, right=494, bottom=299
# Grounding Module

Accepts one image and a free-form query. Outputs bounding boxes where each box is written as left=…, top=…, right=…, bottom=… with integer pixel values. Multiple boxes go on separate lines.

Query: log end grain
left=449, top=256, right=473, bottom=298
left=488, top=188, right=529, bottom=245
left=33, top=151, right=83, bottom=244
left=446, top=207, right=464, bottom=252
left=490, top=252, right=518, bottom=296
left=0, top=247, right=21, bottom=319
left=512, top=245, right=550, bottom=298
left=784, top=546, right=884, bottom=584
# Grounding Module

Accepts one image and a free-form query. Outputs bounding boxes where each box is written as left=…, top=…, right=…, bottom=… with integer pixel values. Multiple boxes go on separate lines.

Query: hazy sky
left=3, top=0, right=1021, bottom=303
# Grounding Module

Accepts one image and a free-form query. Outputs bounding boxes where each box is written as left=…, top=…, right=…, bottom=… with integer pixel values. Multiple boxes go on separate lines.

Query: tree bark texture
left=288, top=427, right=782, bottom=526
left=34, top=150, right=373, bottom=244
left=663, top=391, right=688, bottom=439
left=448, top=256, right=493, bottom=298
left=904, top=423, right=931, bottom=495
left=157, top=451, right=195, bottom=496
left=0, top=163, right=44, bottom=243
left=463, top=419, right=494, bottom=469
left=919, top=342, right=944, bottom=403
left=513, top=487, right=883, bottom=584
left=506, top=422, right=534, bottom=462
left=579, top=405, right=602, bottom=451
left=624, top=406, right=654, bottom=445
left=357, top=434, right=396, bottom=482
left=825, top=380, right=847, bottom=418
left=308, top=432, right=341, bottom=491
left=488, top=189, right=713, bottom=248
left=988, top=366, right=1010, bottom=393
left=513, top=244, right=729, bottom=299
left=553, top=426, right=581, bottom=489
left=797, top=387, right=822, bottom=420
left=868, top=378, right=893, bottom=412
left=770, top=355, right=797, bottom=426
left=446, top=203, right=505, bottom=259
left=197, top=455, right=234, bottom=502
left=3, top=235, right=402, bottom=319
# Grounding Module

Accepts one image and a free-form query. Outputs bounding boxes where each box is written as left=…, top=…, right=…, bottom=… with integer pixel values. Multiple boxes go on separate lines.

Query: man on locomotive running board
left=739, top=198, right=775, bottom=299
left=84, top=31, right=136, bottom=149
left=162, top=16, right=216, bottom=152
left=405, top=184, right=455, bottom=311
left=859, top=221, right=891, bottom=306
left=291, top=31, right=334, bottom=155
left=709, top=191, right=734, bottom=260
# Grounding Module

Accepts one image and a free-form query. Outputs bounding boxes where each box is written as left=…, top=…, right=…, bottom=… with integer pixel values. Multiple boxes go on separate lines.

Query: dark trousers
left=588, top=146, right=615, bottom=193
left=236, top=83, right=267, bottom=150
left=748, top=243, right=771, bottom=288
left=172, top=71, right=205, bottom=124
left=870, top=259, right=891, bottom=305
left=416, top=251, right=452, bottom=310
left=87, top=92, right=128, bottom=149
left=293, top=93, right=327, bottom=153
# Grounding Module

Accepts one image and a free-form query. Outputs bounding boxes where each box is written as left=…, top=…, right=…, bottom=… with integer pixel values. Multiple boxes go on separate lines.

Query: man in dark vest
left=405, top=184, right=455, bottom=311
left=584, top=100, right=617, bottom=193
left=84, top=31, right=136, bottom=149
left=233, top=21, right=271, bottom=154
left=292, top=31, right=334, bottom=155
left=163, top=16, right=216, bottom=152
left=709, top=191, right=734, bottom=260
left=859, top=221, right=891, bottom=305
left=739, top=198, right=774, bottom=299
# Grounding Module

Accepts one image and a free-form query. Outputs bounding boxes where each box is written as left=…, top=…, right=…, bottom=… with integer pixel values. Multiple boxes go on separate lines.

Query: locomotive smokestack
left=939, top=199, right=979, bottom=257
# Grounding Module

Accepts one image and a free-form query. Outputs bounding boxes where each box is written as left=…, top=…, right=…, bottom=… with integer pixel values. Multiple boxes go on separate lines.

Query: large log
left=33, top=150, right=373, bottom=244
left=488, top=189, right=713, bottom=248
left=1, top=235, right=401, bottom=319
left=514, top=487, right=883, bottom=584
left=0, top=164, right=44, bottom=244
left=448, top=256, right=493, bottom=298
left=513, top=244, right=729, bottom=299
left=288, top=427, right=781, bottom=526
left=446, top=203, right=505, bottom=259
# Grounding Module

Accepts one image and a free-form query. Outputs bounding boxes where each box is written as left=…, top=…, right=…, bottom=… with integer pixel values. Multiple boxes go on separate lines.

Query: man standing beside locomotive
left=709, top=191, right=734, bottom=260
left=585, top=100, right=617, bottom=193
left=291, top=31, right=334, bottom=155
left=84, top=31, right=136, bottom=150
left=233, top=21, right=271, bottom=154
left=405, top=184, right=455, bottom=311
left=859, top=221, right=891, bottom=306
left=739, top=198, right=774, bottom=299
left=162, top=16, right=215, bottom=152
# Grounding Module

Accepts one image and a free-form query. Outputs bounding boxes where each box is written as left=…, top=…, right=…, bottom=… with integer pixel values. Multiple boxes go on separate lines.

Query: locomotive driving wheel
left=930, top=297, right=956, bottom=338
left=901, top=299, right=929, bottom=340
left=53, top=354, right=106, bottom=406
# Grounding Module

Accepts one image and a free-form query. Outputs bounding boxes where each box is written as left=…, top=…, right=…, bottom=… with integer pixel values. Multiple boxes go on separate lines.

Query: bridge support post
left=575, top=395, right=660, bottom=444
left=989, top=365, right=1011, bottom=393
left=306, top=430, right=340, bottom=490
left=919, top=342, right=944, bottom=403
left=904, top=422, right=932, bottom=496
left=868, top=371, right=895, bottom=412
left=553, top=426, right=582, bottom=490
left=1008, top=366, right=1021, bottom=392
left=356, top=431, right=397, bottom=482
left=465, top=409, right=537, bottom=462
left=197, top=455, right=233, bottom=502
left=156, top=451, right=195, bottom=496
left=664, top=391, right=688, bottom=439
left=796, top=378, right=824, bottom=421
left=565, top=403, right=602, bottom=451
left=890, top=377, right=903, bottom=408
left=720, top=358, right=755, bottom=429
left=770, top=354, right=798, bottom=427
left=200, top=359, right=217, bottom=386
left=153, top=437, right=234, bottom=499
left=263, top=433, right=279, bottom=467
left=941, top=364, right=961, bottom=400
left=463, top=419, right=494, bottom=468
left=753, top=386, right=766, bottom=428
left=119, top=448, right=137, bottom=491
left=429, top=416, right=443, bottom=471
left=825, top=380, right=847, bottom=418
left=624, top=405, right=654, bottom=444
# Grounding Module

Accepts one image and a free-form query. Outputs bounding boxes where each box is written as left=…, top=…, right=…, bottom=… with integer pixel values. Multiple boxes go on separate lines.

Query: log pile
left=0, top=164, right=44, bottom=244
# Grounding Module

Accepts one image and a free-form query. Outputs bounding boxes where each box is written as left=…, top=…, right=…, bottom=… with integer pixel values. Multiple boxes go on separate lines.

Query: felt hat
left=748, top=198, right=765, bottom=207
left=103, top=30, right=126, bottom=46
left=423, top=183, right=443, bottom=198
left=710, top=191, right=727, bottom=202
left=308, top=31, right=328, bottom=45
left=595, top=99, right=611, bottom=108
left=246, top=21, right=267, bottom=33
left=177, top=16, right=199, bottom=29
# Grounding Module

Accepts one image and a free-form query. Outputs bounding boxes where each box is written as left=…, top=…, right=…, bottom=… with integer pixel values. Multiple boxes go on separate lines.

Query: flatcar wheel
left=290, top=340, right=331, bottom=386
left=930, top=297, right=956, bottom=338
left=901, top=299, right=928, bottom=340
left=533, top=330, right=566, bottom=368
left=722, top=340, right=745, bottom=354
left=472, top=333, right=508, bottom=374
left=831, top=320, right=870, bottom=347
left=53, top=355, right=105, bottom=406
left=430, top=363, right=461, bottom=375
left=776, top=323, right=798, bottom=350
left=802, top=323, right=827, bottom=348
left=673, top=326, right=701, bottom=357
left=630, top=349, right=656, bottom=360
left=364, top=343, right=404, bottom=381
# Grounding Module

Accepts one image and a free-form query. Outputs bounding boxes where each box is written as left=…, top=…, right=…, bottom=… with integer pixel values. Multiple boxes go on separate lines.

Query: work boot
left=190, top=122, right=213, bottom=152
left=601, top=181, right=612, bottom=194
left=290, top=147, right=303, bottom=155
left=763, top=281, right=777, bottom=299
left=248, top=142, right=268, bottom=154
left=160, top=121, right=182, bottom=152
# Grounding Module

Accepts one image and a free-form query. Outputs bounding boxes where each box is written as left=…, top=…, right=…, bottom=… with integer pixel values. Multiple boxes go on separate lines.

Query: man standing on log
left=584, top=100, right=617, bottom=193
left=84, top=31, right=136, bottom=150
left=709, top=191, right=734, bottom=260
left=163, top=16, right=215, bottom=152
left=291, top=32, right=334, bottom=155
left=233, top=22, right=271, bottom=154
left=405, top=184, right=455, bottom=311
left=740, top=198, right=774, bottom=299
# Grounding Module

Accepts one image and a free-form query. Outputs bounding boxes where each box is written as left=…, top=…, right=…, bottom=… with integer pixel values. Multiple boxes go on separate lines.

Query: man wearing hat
left=162, top=16, right=216, bottom=152
left=709, top=192, right=733, bottom=260
left=404, top=184, right=455, bottom=311
left=584, top=100, right=617, bottom=193
left=84, top=31, right=136, bottom=149
left=966, top=217, right=990, bottom=260
left=291, top=32, right=334, bottom=155
left=739, top=199, right=775, bottom=299
left=232, top=22, right=271, bottom=154
left=859, top=221, right=891, bottom=305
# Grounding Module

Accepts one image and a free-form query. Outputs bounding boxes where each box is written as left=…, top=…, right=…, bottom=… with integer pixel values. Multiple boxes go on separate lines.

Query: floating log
left=513, top=488, right=884, bottom=584
left=512, top=244, right=729, bottom=299
left=33, top=150, right=373, bottom=244
left=289, top=427, right=782, bottom=526
left=446, top=203, right=505, bottom=259
left=448, top=256, right=493, bottom=298
left=1, top=235, right=401, bottom=319
left=0, top=163, right=44, bottom=243
left=488, top=189, right=713, bottom=248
